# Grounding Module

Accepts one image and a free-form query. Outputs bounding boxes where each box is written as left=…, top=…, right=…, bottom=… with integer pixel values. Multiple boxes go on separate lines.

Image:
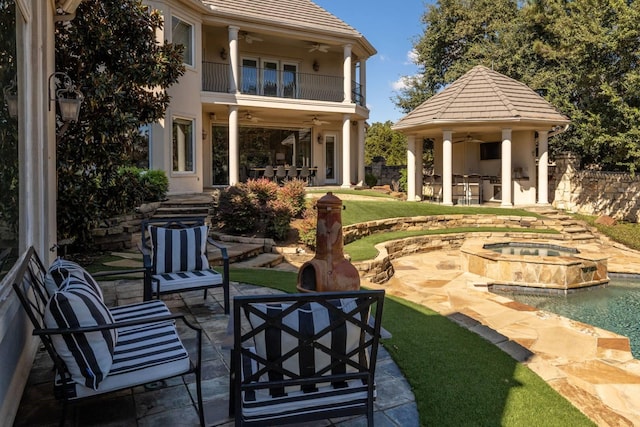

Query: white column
left=415, top=136, right=423, bottom=201
left=359, top=59, right=366, bottom=105
left=501, top=128, right=513, bottom=206
left=357, top=120, right=365, bottom=186
left=442, top=130, right=453, bottom=205
left=228, top=26, right=239, bottom=93
left=407, top=136, right=416, bottom=201
left=343, top=44, right=352, bottom=103
left=228, top=105, right=239, bottom=185
left=341, top=114, right=351, bottom=188
left=537, top=130, right=549, bottom=204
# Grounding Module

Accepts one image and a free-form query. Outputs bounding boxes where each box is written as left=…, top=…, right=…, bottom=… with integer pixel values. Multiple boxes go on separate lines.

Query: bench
left=140, top=216, right=230, bottom=314
left=10, top=246, right=204, bottom=426
left=230, top=289, right=385, bottom=426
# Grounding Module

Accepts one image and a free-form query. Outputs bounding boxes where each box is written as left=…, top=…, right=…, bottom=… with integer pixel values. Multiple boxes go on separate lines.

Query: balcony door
left=241, top=58, right=258, bottom=94
left=262, top=59, right=278, bottom=96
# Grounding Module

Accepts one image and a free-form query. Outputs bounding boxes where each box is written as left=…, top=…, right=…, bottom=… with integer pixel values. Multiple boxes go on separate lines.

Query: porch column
left=343, top=44, right=352, bottom=103
left=359, top=59, right=366, bottom=105
left=537, top=130, right=550, bottom=204
left=442, top=130, right=453, bottom=205
left=228, top=105, right=239, bottom=185
left=357, top=120, right=365, bottom=186
left=501, top=128, right=513, bottom=206
left=228, top=26, right=239, bottom=94
left=341, top=114, right=352, bottom=188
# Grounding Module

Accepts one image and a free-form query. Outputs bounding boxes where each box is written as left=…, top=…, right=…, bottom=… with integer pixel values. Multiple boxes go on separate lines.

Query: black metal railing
left=202, top=61, right=364, bottom=106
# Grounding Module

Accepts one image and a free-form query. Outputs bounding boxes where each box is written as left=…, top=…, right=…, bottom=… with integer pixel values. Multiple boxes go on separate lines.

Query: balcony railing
left=202, top=61, right=364, bottom=106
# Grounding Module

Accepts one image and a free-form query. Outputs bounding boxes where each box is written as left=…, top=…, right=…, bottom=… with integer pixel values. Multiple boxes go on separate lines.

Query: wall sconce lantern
left=313, top=60, right=319, bottom=72
left=3, top=77, right=18, bottom=118
left=317, top=134, right=323, bottom=144
left=49, top=72, right=84, bottom=123
left=220, top=48, right=228, bottom=60
left=202, top=129, right=207, bottom=140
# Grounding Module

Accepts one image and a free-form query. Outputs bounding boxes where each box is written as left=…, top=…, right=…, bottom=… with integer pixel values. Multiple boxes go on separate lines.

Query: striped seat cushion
left=54, top=319, right=191, bottom=399
left=109, top=299, right=173, bottom=332
left=149, top=225, right=210, bottom=274
left=244, top=298, right=370, bottom=396
left=45, top=258, right=103, bottom=299
left=151, top=269, right=223, bottom=294
left=44, top=276, right=117, bottom=390
left=240, top=348, right=371, bottom=424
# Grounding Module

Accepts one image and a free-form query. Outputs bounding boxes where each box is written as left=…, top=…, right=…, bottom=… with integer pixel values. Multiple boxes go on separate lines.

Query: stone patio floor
left=14, top=277, right=418, bottom=427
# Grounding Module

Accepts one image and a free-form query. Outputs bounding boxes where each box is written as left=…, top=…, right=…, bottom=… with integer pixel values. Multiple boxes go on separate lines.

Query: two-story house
left=146, top=0, right=376, bottom=193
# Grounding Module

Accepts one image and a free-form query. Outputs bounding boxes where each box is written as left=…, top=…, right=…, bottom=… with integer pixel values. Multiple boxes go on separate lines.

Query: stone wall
left=365, top=159, right=403, bottom=187
left=344, top=214, right=571, bottom=283
left=552, top=153, right=640, bottom=221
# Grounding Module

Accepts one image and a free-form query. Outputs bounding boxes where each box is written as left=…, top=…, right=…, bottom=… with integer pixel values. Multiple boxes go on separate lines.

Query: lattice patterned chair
left=230, top=290, right=385, bottom=426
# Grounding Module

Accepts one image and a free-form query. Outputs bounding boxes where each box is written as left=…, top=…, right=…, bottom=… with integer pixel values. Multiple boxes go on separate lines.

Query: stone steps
left=231, top=253, right=284, bottom=269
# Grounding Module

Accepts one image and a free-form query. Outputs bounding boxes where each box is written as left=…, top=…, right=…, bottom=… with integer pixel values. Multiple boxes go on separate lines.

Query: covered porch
left=394, top=66, right=570, bottom=206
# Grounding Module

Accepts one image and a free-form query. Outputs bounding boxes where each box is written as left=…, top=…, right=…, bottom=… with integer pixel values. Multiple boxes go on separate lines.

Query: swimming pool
left=496, top=277, right=640, bottom=358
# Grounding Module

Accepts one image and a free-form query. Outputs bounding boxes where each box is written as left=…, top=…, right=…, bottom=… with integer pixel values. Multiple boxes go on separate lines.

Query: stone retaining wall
left=347, top=214, right=573, bottom=284
left=552, top=153, right=640, bottom=221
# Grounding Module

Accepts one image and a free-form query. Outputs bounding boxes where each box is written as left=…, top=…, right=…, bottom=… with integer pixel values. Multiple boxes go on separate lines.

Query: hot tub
left=461, top=240, right=609, bottom=294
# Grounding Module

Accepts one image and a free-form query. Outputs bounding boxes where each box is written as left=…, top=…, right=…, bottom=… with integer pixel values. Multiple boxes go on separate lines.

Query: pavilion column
left=343, top=44, right=352, bottom=103
left=407, top=136, right=417, bottom=201
left=228, top=105, right=239, bottom=185
left=442, top=130, right=453, bottom=205
left=357, top=120, right=365, bottom=186
left=501, top=128, right=513, bottom=206
left=359, top=60, right=366, bottom=105
left=228, top=26, right=239, bottom=93
left=537, top=130, right=549, bottom=204
left=341, top=114, right=352, bottom=188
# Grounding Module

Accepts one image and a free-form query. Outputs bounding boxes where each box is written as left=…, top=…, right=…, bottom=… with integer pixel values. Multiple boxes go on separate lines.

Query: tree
left=55, top=0, right=184, bottom=247
left=365, top=121, right=408, bottom=166
left=395, top=0, right=640, bottom=172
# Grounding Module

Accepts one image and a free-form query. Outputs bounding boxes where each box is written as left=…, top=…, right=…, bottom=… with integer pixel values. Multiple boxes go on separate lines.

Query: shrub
left=365, top=173, right=378, bottom=188
left=245, top=178, right=278, bottom=206
left=215, top=184, right=260, bottom=234
left=295, top=200, right=317, bottom=249
left=140, top=169, right=168, bottom=201
left=398, top=168, right=407, bottom=192
left=265, top=198, right=293, bottom=241
left=278, top=178, right=307, bottom=217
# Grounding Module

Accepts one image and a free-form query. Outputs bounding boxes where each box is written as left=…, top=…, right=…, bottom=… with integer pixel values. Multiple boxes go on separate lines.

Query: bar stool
left=299, top=165, right=310, bottom=185
left=287, top=164, right=298, bottom=180
left=275, top=165, right=287, bottom=185
left=263, top=165, right=275, bottom=181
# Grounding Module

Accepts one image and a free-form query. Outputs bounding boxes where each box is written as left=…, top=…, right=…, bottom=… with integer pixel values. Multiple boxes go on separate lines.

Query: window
left=262, top=60, right=278, bottom=96
left=172, top=16, right=193, bottom=66
left=480, top=142, right=501, bottom=160
left=241, top=58, right=258, bottom=94
left=282, top=63, right=297, bottom=98
left=172, top=118, right=194, bottom=172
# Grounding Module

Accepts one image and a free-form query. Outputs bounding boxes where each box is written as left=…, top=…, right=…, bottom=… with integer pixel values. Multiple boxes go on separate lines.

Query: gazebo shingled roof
left=393, top=65, right=569, bottom=132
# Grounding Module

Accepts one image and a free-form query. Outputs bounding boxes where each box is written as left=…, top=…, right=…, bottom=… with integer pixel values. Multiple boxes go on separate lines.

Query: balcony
left=202, top=61, right=364, bottom=106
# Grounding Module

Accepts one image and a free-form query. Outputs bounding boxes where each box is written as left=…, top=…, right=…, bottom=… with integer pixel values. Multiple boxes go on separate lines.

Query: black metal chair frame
left=10, top=246, right=205, bottom=426
left=230, top=290, right=385, bottom=427
left=140, top=216, right=230, bottom=313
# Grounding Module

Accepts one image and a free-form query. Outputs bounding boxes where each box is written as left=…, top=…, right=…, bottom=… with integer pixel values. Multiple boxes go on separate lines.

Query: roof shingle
left=394, top=65, right=569, bottom=129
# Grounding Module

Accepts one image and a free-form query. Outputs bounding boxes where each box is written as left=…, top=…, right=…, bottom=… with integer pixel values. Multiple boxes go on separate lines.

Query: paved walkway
left=361, top=238, right=640, bottom=426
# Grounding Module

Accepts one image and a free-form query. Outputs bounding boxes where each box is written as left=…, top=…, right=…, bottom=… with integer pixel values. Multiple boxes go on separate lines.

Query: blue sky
left=313, top=1, right=431, bottom=124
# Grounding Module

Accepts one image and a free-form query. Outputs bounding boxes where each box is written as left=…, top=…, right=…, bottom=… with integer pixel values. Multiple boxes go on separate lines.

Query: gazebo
left=392, top=65, right=570, bottom=206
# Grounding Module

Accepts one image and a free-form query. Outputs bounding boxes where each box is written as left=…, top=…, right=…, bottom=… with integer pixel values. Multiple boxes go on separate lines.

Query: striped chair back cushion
left=245, top=298, right=369, bottom=396
left=44, top=276, right=117, bottom=390
left=45, top=258, right=104, bottom=299
left=149, top=225, right=210, bottom=274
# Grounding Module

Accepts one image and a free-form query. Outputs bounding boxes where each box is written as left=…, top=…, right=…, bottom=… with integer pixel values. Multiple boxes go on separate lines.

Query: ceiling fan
left=453, top=134, right=485, bottom=144
left=240, top=32, right=263, bottom=44
left=305, top=116, right=330, bottom=126
left=241, top=111, right=262, bottom=123
left=308, top=43, right=330, bottom=53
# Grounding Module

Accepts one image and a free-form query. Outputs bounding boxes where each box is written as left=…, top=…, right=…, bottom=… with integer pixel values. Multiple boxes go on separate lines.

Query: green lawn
left=339, top=199, right=542, bottom=226
left=228, top=268, right=594, bottom=427
left=344, top=227, right=560, bottom=261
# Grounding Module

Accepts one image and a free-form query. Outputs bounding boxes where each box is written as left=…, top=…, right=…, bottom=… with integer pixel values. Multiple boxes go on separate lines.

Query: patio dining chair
left=140, top=216, right=230, bottom=314
left=263, top=165, right=275, bottom=181
left=299, top=165, right=310, bottom=185
left=287, top=164, right=298, bottom=180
